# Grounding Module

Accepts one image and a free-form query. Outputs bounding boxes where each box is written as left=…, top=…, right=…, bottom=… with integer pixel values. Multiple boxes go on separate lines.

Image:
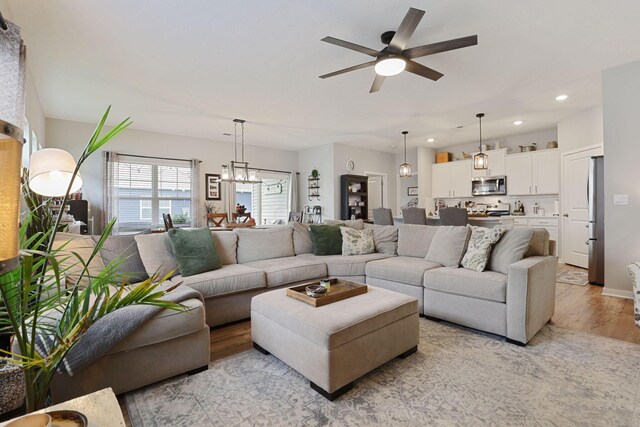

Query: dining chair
left=162, top=213, right=174, bottom=231
left=372, top=208, right=394, bottom=225
left=288, top=211, right=304, bottom=223
left=438, top=207, right=469, bottom=226
left=232, top=212, right=252, bottom=223
left=207, top=212, right=228, bottom=228
left=401, top=207, right=427, bottom=225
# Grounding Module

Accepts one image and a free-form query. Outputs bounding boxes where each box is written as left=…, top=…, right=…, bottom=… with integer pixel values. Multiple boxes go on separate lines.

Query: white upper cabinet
left=506, top=149, right=559, bottom=195
left=532, top=149, right=559, bottom=194
left=432, top=160, right=472, bottom=198
left=471, top=148, right=507, bottom=178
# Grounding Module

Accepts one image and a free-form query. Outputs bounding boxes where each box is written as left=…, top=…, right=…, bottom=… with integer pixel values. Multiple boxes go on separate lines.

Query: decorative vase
left=0, top=364, right=25, bottom=415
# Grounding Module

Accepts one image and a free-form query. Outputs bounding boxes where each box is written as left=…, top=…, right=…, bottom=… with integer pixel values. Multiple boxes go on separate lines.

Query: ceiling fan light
left=375, top=57, right=406, bottom=76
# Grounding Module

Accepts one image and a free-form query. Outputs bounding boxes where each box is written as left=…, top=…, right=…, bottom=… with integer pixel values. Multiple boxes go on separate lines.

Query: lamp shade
left=28, top=148, right=83, bottom=197
left=0, top=130, right=22, bottom=270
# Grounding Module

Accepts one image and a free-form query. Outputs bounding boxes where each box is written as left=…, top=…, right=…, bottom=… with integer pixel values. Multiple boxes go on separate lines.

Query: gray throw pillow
left=461, top=226, right=506, bottom=272
left=134, top=233, right=179, bottom=279
left=524, top=228, right=550, bottom=257
left=92, top=235, right=149, bottom=284
left=488, top=227, right=535, bottom=274
left=363, top=223, right=398, bottom=254
left=323, top=219, right=364, bottom=230
left=424, top=226, right=471, bottom=267
left=288, top=221, right=313, bottom=255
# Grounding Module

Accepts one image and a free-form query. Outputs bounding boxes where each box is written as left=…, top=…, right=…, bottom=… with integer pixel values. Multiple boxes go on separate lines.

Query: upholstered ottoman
left=251, top=285, right=419, bottom=400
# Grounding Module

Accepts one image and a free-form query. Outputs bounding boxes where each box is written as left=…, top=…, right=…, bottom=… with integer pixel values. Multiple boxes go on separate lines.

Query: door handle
left=563, top=213, right=569, bottom=217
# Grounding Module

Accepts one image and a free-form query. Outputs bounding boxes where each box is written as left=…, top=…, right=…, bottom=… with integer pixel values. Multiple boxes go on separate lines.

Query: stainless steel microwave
left=472, top=176, right=507, bottom=196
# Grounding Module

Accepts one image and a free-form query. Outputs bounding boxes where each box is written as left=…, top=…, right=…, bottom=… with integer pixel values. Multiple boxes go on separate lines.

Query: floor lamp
left=0, top=119, right=23, bottom=275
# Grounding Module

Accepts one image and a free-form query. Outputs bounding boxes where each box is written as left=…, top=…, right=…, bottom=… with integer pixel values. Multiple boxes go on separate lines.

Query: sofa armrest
left=506, top=256, right=557, bottom=344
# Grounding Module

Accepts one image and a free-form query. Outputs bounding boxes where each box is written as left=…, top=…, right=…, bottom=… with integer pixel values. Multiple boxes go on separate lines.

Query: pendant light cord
left=241, top=122, right=245, bottom=163
left=476, top=113, right=485, bottom=153
left=402, top=130, right=408, bottom=162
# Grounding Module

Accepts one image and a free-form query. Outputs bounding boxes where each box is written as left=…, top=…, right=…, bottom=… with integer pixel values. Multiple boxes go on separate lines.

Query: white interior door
left=561, top=146, right=603, bottom=267
left=367, top=175, right=383, bottom=218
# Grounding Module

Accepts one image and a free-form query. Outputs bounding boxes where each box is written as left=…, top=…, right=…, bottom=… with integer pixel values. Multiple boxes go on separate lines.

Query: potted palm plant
left=0, top=107, right=183, bottom=412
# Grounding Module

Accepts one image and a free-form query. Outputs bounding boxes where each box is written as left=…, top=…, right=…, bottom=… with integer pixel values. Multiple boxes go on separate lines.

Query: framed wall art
left=205, top=173, right=221, bottom=201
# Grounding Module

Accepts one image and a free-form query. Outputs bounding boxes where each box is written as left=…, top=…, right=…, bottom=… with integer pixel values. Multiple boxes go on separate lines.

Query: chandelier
left=473, top=113, right=488, bottom=170
left=220, top=119, right=262, bottom=184
left=399, top=131, right=412, bottom=177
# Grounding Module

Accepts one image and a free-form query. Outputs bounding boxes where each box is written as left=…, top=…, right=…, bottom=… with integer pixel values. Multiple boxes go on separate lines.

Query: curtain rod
left=114, top=153, right=299, bottom=175
left=115, top=153, right=202, bottom=163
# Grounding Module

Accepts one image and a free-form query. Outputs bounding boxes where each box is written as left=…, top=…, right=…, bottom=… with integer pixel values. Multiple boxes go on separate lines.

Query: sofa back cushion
left=134, top=233, right=179, bottom=279
left=92, top=234, right=149, bottom=284
left=424, top=226, right=471, bottom=267
left=53, top=233, right=105, bottom=288
left=524, top=228, right=550, bottom=257
left=323, top=219, right=364, bottom=230
left=488, top=227, right=535, bottom=274
left=211, top=231, right=238, bottom=264
left=288, top=221, right=313, bottom=255
left=397, top=225, right=439, bottom=258
left=363, top=223, right=398, bottom=255
left=235, top=227, right=294, bottom=263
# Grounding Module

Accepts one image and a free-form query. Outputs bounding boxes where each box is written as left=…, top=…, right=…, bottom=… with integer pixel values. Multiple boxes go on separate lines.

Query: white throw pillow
left=340, top=227, right=375, bottom=256
left=461, top=226, right=506, bottom=272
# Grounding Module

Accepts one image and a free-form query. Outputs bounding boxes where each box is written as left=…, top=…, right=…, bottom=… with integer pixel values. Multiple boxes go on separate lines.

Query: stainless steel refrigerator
left=588, top=156, right=605, bottom=285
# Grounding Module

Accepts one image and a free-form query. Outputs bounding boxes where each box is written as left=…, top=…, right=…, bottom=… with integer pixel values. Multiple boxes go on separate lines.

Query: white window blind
left=113, top=155, right=192, bottom=232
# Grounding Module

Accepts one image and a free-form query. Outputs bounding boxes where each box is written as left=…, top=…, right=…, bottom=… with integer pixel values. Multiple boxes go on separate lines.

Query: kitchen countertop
left=499, top=215, right=560, bottom=219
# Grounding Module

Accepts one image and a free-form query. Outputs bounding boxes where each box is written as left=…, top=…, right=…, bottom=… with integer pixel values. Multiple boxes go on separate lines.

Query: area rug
left=557, top=267, right=589, bottom=286
left=125, top=320, right=640, bottom=426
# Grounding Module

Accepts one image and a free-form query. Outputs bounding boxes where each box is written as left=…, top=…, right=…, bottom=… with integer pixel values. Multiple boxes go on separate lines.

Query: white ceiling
left=5, top=0, right=640, bottom=152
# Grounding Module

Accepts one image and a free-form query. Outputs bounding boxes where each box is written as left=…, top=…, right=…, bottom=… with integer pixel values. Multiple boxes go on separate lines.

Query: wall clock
left=346, top=159, right=355, bottom=172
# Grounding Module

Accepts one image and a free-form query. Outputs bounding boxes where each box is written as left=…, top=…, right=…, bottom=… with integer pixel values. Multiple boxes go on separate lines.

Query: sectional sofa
left=51, top=220, right=556, bottom=400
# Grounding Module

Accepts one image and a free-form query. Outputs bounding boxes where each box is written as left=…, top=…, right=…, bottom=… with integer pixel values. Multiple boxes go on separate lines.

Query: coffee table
left=251, top=285, right=419, bottom=400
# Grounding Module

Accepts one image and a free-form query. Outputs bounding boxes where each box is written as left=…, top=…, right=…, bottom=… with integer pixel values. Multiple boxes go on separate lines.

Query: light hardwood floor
left=119, top=264, right=640, bottom=425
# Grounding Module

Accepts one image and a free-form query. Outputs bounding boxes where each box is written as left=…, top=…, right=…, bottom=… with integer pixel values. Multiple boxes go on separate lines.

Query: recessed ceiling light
left=513, top=120, right=524, bottom=126
left=427, top=138, right=435, bottom=143
left=555, top=94, right=568, bottom=101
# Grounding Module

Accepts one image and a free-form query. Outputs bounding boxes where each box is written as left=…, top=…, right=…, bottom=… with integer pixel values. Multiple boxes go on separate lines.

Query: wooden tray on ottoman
left=286, top=278, right=367, bottom=307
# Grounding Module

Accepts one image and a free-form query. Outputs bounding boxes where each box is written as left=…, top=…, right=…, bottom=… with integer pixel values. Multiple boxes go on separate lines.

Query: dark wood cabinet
left=340, top=174, right=368, bottom=221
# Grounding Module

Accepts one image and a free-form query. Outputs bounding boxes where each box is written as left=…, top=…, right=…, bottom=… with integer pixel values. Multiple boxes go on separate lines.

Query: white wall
left=297, top=143, right=335, bottom=221
left=25, top=71, right=45, bottom=147
left=46, top=118, right=298, bottom=231
left=557, top=106, right=603, bottom=154
left=602, top=61, right=640, bottom=297
left=333, top=143, right=397, bottom=219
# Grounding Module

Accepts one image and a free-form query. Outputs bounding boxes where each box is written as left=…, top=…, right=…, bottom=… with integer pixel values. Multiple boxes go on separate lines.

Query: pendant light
left=399, top=131, right=412, bottom=177
left=220, top=119, right=262, bottom=184
left=473, top=113, right=488, bottom=170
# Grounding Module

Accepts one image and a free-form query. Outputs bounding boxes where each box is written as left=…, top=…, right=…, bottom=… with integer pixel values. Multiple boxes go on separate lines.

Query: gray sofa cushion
left=171, top=264, right=266, bottom=298
left=53, top=233, right=106, bottom=288
left=235, top=227, right=294, bottom=263
left=397, top=225, right=439, bottom=258
left=245, top=256, right=327, bottom=287
left=93, top=235, right=149, bottom=284
left=363, top=223, right=398, bottom=255
left=299, top=253, right=393, bottom=277
left=424, top=226, right=470, bottom=268
left=524, top=228, right=550, bottom=257
left=366, top=256, right=442, bottom=287
left=211, top=231, right=238, bottom=265
left=134, top=233, right=178, bottom=279
left=488, top=227, right=535, bottom=274
left=288, top=222, right=313, bottom=255
left=323, top=219, right=364, bottom=230
left=423, top=267, right=507, bottom=303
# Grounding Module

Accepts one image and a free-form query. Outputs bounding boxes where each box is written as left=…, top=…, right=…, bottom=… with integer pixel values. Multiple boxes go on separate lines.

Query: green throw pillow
left=309, top=224, right=342, bottom=256
left=167, top=228, right=221, bottom=277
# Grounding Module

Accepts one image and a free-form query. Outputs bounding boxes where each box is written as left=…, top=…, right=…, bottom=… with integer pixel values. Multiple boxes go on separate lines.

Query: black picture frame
left=205, top=174, right=221, bottom=201
left=407, top=186, right=418, bottom=196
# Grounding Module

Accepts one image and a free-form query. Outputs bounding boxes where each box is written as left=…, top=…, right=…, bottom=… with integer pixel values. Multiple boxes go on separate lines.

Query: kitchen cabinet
left=432, top=160, right=472, bottom=198
left=505, top=149, right=559, bottom=195
left=471, top=148, right=507, bottom=178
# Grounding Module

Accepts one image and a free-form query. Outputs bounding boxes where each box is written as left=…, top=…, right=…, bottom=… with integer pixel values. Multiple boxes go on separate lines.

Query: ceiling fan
left=319, top=7, right=478, bottom=93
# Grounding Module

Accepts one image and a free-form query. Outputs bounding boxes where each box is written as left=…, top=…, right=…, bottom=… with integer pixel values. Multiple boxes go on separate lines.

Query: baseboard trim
left=602, top=287, right=634, bottom=300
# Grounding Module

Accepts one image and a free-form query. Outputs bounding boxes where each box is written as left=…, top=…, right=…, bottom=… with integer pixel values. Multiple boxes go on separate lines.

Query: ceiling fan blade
left=319, top=61, right=376, bottom=79
left=370, top=74, right=386, bottom=93
left=388, top=7, right=425, bottom=53
left=405, top=60, right=444, bottom=81
left=403, top=35, right=478, bottom=59
left=321, top=36, right=380, bottom=57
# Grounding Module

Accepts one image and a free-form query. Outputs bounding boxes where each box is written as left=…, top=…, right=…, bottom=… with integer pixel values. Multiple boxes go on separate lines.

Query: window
left=235, top=171, right=291, bottom=225
left=112, top=156, right=193, bottom=232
